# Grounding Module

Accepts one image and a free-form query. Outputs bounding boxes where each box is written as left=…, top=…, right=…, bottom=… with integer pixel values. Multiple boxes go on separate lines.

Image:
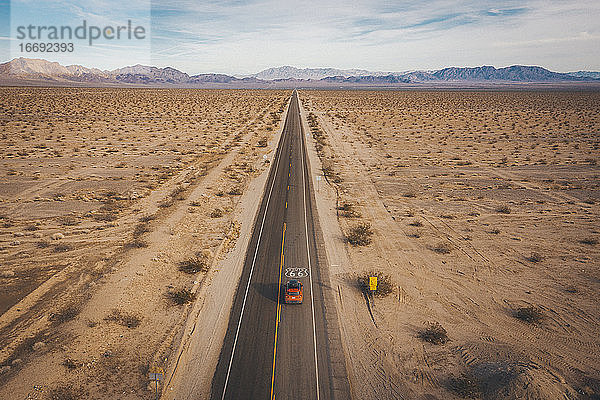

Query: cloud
left=5, top=0, right=600, bottom=72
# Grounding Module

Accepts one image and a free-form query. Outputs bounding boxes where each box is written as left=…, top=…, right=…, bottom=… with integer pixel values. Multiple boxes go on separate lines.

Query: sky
left=1, top=0, right=599, bottom=74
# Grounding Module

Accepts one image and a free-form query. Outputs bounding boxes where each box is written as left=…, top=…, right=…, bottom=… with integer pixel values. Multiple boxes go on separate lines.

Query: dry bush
left=338, top=202, right=361, bottom=218
left=189, top=200, right=203, bottom=207
left=495, top=204, right=511, bottom=214
left=53, top=243, right=72, bottom=253
left=257, top=137, right=268, bottom=147
left=409, top=219, right=423, bottom=227
left=59, top=215, right=80, bottom=226
left=515, top=306, right=544, bottom=323
left=346, top=222, right=373, bottom=246
left=358, top=270, right=394, bottom=297
left=170, top=185, right=186, bottom=200
left=50, top=304, right=81, bottom=324
left=418, top=322, right=449, bottom=345
left=126, top=239, right=148, bottom=248
left=37, top=240, right=51, bottom=248
left=133, top=223, right=150, bottom=237
left=210, top=208, right=224, bottom=218
left=93, top=212, right=118, bottom=222
left=228, top=186, right=243, bottom=196
left=526, top=252, right=542, bottom=263
left=25, top=224, right=39, bottom=231
left=104, top=309, right=141, bottom=329
left=179, top=255, right=209, bottom=274
left=580, top=237, right=598, bottom=245
left=170, top=288, right=196, bottom=305
left=431, top=242, right=452, bottom=254
left=62, top=358, right=81, bottom=370
left=158, top=198, right=174, bottom=208
left=448, top=374, right=482, bottom=398
left=49, top=385, right=80, bottom=400
left=138, top=214, right=156, bottom=222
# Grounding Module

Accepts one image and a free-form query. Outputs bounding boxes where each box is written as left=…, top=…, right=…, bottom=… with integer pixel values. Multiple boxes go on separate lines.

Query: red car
left=284, top=280, right=303, bottom=304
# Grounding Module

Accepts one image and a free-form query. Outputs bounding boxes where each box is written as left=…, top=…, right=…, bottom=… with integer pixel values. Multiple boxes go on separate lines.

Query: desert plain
left=300, top=89, right=600, bottom=399
left=0, top=87, right=289, bottom=399
left=0, top=87, right=599, bottom=400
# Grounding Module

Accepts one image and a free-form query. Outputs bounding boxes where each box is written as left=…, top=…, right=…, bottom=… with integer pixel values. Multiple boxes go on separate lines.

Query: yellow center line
left=270, top=223, right=286, bottom=400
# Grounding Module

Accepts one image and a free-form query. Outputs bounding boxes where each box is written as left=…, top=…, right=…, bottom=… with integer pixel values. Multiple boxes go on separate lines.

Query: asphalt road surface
left=210, top=92, right=349, bottom=400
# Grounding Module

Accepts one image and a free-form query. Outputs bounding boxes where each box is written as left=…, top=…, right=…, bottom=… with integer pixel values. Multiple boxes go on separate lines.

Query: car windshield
left=287, top=281, right=300, bottom=289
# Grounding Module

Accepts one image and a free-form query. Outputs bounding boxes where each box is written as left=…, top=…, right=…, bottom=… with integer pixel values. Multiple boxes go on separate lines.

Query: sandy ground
left=0, top=88, right=289, bottom=399
left=300, top=90, right=600, bottom=400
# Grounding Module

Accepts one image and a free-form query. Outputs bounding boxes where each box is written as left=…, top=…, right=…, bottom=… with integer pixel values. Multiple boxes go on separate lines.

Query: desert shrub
left=580, top=237, right=598, bottom=245
left=49, top=385, right=80, bottom=400
left=170, top=185, right=186, bottom=200
left=53, top=243, right=72, bottom=253
left=257, top=137, right=268, bottom=147
left=403, top=190, right=417, bottom=198
left=448, top=374, right=482, bottom=398
left=25, top=224, right=40, bottom=231
left=171, top=288, right=196, bottom=305
left=409, top=220, right=423, bottom=227
left=210, top=208, right=224, bottom=218
left=418, top=322, right=449, bottom=345
left=489, top=228, right=501, bottom=234
left=62, top=358, right=80, bottom=370
left=179, top=256, right=209, bottom=274
left=59, top=215, right=80, bottom=226
left=358, top=270, right=394, bottom=297
left=50, top=304, right=80, bottom=324
left=138, top=214, right=156, bottom=222
left=338, top=202, right=361, bottom=218
left=104, top=309, right=141, bottom=328
left=133, top=223, right=150, bottom=237
left=495, top=204, right=511, bottom=214
left=93, top=212, right=118, bottom=222
left=189, top=200, right=203, bottom=207
left=526, top=252, right=542, bottom=263
left=431, top=242, right=452, bottom=254
left=126, top=239, right=148, bottom=249
left=228, top=186, right=243, bottom=196
left=37, top=240, right=51, bottom=248
left=346, top=222, right=373, bottom=246
left=158, top=199, right=174, bottom=208
left=515, top=306, right=544, bottom=323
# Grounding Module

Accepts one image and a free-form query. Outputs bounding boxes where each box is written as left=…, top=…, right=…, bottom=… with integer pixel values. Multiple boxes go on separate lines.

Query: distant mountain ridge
left=245, top=65, right=395, bottom=80
left=1, top=58, right=599, bottom=87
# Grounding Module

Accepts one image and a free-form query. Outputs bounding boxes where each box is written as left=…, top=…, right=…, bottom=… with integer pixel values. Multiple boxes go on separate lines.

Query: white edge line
left=221, top=96, right=289, bottom=400
left=299, top=92, right=321, bottom=400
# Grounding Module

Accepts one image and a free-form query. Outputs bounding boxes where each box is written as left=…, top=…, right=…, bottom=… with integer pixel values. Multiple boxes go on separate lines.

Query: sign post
left=369, top=276, right=377, bottom=306
left=149, top=367, right=164, bottom=400
left=316, top=175, right=322, bottom=192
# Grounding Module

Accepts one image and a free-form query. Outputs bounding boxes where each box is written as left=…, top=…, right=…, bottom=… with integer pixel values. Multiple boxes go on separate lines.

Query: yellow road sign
left=149, top=367, right=164, bottom=381
left=369, top=276, right=377, bottom=291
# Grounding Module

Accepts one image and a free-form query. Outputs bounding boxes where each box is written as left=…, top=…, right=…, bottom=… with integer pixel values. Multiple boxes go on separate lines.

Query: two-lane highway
left=210, top=92, right=349, bottom=400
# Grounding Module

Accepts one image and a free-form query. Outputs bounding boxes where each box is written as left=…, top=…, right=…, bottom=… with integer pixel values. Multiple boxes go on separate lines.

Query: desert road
left=210, top=92, right=350, bottom=400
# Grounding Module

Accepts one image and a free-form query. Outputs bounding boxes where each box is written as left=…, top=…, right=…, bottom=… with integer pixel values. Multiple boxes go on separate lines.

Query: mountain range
left=1, top=58, right=599, bottom=88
